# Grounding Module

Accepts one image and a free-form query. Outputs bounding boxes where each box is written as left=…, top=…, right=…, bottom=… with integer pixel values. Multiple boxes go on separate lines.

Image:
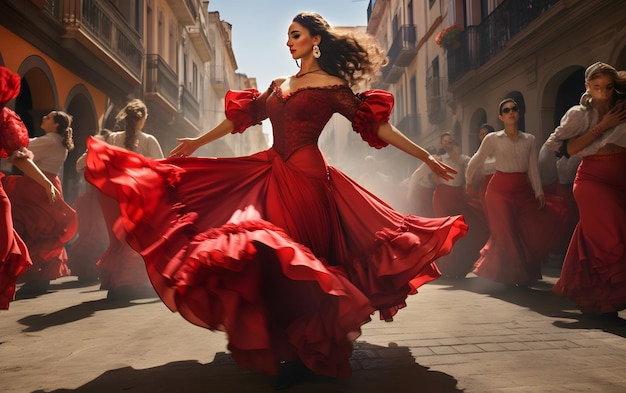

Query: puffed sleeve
left=0, top=66, right=30, bottom=158
left=353, top=90, right=393, bottom=148
left=0, top=107, right=30, bottom=159
left=333, top=88, right=392, bottom=149
left=224, top=88, right=269, bottom=134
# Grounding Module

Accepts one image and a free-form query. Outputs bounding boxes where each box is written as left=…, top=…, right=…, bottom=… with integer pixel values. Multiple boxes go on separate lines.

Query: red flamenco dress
left=0, top=67, right=34, bottom=309
left=85, top=83, right=467, bottom=378
left=553, top=152, right=626, bottom=314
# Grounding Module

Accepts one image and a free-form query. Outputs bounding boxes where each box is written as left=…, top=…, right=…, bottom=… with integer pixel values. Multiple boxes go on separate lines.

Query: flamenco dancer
left=0, top=66, right=59, bottom=308
left=85, top=12, right=467, bottom=389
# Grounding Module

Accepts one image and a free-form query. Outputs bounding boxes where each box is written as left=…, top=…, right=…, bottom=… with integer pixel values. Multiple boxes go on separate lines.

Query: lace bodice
left=225, top=81, right=394, bottom=161
left=0, top=108, right=30, bottom=159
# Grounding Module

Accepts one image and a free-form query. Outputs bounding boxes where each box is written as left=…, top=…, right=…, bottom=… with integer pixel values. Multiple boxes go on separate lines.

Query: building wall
left=367, top=0, right=626, bottom=159
left=449, top=0, right=626, bottom=154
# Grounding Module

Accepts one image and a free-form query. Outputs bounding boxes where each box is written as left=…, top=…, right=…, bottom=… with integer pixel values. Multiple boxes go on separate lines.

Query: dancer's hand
left=169, top=138, right=200, bottom=158
left=599, top=104, right=626, bottom=130
left=46, top=185, right=59, bottom=205
left=426, top=155, right=457, bottom=181
left=537, top=194, right=545, bottom=209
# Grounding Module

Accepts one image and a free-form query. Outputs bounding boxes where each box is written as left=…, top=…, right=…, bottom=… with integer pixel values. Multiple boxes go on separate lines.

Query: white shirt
left=438, top=153, right=470, bottom=187
left=544, top=104, right=626, bottom=157
left=466, top=130, right=543, bottom=197
left=481, top=156, right=496, bottom=176
left=106, top=131, right=164, bottom=159
left=28, top=132, right=68, bottom=175
left=409, top=162, right=435, bottom=188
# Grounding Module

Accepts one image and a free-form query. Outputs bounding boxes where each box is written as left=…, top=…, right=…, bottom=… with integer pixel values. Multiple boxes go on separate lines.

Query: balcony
left=165, top=0, right=197, bottom=25
left=48, top=0, right=143, bottom=85
left=211, top=64, right=230, bottom=96
left=387, top=25, right=417, bottom=67
left=367, top=0, right=377, bottom=21
left=179, top=85, right=200, bottom=130
left=426, top=76, right=447, bottom=124
left=145, top=54, right=179, bottom=113
left=186, top=16, right=213, bottom=63
left=447, top=0, right=560, bottom=84
left=380, top=63, right=403, bottom=84
left=366, top=0, right=389, bottom=33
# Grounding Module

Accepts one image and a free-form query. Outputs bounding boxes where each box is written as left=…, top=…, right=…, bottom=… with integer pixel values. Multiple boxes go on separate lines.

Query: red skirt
left=2, top=172, right=77, bottom=281
left=553, top=153, right=626, bottom=314
left=473, top=171, right=562, bottom=285
left=84, top=137, right=467, bottom=378
left=0, top=176, right=31, bottom=309
left=432, top=185, right=485, bottom=277
left=97, top=191, right=151, bottom=290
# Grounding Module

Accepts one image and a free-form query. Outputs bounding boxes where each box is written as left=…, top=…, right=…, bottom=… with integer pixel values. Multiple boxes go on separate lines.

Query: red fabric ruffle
left=553, top=153, right=626, bottom=314
left=84, top=137, right=467, bottom=377
left=0, top=179, right=32, bottom=309
left=353, top=90, right=392, bottom=149
left=2, top=173, right=77, bottom=280
left=225, top=89, right=263, bottom=134
left=0, top=66, right=21, bottom=108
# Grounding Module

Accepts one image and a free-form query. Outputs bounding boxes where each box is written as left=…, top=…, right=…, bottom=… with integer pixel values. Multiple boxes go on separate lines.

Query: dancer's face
left=585, top=74, right=615, bottom=105
left=286, top=22, right=317, bottom=60
left=41, top=111, right=58, bottom=134
left=498, top=103, right=519, bottom=125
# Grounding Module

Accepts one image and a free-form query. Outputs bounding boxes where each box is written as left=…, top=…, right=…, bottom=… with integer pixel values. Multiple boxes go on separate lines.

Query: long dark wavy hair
left=292, top=12, right=387, bottom=88
left=115, top=99, right=147, bottom=151
left=52, top=110, right=74, bottom=151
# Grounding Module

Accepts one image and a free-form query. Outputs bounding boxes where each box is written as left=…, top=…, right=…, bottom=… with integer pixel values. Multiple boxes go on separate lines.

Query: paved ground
left=1, top=265, right=625, bottom=393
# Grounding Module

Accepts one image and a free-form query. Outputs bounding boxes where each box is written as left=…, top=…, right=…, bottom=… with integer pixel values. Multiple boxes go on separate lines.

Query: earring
left=313, top=45, right=321, bottom=59
left=295, top=59, right=300, bottom=68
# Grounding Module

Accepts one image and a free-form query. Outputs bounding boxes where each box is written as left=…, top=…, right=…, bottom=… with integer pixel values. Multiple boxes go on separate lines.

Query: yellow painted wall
left=0, top=26, right=107, bottom=118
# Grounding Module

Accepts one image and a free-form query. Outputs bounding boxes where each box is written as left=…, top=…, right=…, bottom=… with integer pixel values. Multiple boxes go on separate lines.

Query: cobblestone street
left=2, top=266, right=625, bottom=392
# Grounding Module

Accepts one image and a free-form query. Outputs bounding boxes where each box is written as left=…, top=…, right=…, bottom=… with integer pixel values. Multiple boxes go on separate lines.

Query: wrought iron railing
left=45, top=0, right=143, bottom=77
left=145, top=54, right=179, bottom=109
left=180, top=85, right=200, bottom=128
left=448, top=0, right=560, bottom=84
left=387, top=24, right=417, bottom=67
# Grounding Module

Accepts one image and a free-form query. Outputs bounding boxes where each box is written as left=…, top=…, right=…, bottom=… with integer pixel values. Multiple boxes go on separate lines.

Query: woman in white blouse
left=545, top=61, right=626, bottom=317
left=96, top=99, right=164, bottom=301
left=466, top=99, right=562, bottom=288
left=9, top=110, right=78, bottom=296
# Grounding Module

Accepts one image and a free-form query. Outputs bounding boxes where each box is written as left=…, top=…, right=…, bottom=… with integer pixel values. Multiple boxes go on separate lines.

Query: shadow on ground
left=17, top=298, right=161, bottom=332
left=435, top=268, right=626, bottom=338
left=34, top=342, right=463, bottom=393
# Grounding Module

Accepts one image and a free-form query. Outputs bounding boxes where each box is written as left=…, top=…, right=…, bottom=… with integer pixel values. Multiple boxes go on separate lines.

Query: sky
left=207, top=0, right=370, bottom=91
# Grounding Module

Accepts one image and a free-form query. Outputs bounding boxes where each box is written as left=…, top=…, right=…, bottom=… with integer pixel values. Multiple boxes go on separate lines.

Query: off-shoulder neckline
left=270, top=80, right=352, bottom=101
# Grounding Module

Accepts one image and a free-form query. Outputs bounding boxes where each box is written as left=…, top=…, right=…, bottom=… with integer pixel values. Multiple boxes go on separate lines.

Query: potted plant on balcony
left=435, top=24, right=463, bottom=50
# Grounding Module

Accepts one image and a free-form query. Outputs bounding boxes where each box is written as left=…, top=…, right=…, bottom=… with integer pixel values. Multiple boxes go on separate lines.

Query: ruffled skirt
left=473, top=171, right=564, bottom=285
left=553, top=153, right=626, bottom=314
left=2, top=172, right=77, bottom=280
left=85, top=138, right=467, bottom=377
left=0, top=177, right=31, bottom=309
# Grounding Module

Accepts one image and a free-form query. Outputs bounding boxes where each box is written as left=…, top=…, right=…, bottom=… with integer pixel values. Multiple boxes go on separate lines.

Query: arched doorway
left=15, top=64, right=57, bottom=138
left=540, top=65, right=585, bottom=143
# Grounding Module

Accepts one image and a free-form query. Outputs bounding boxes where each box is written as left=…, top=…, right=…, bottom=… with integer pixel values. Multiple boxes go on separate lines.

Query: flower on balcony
left=435, top=24, right=463, bottom=50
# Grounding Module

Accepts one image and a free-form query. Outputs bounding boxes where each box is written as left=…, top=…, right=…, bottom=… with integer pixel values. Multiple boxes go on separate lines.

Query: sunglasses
left=501, top=106, right=519, bottom=114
